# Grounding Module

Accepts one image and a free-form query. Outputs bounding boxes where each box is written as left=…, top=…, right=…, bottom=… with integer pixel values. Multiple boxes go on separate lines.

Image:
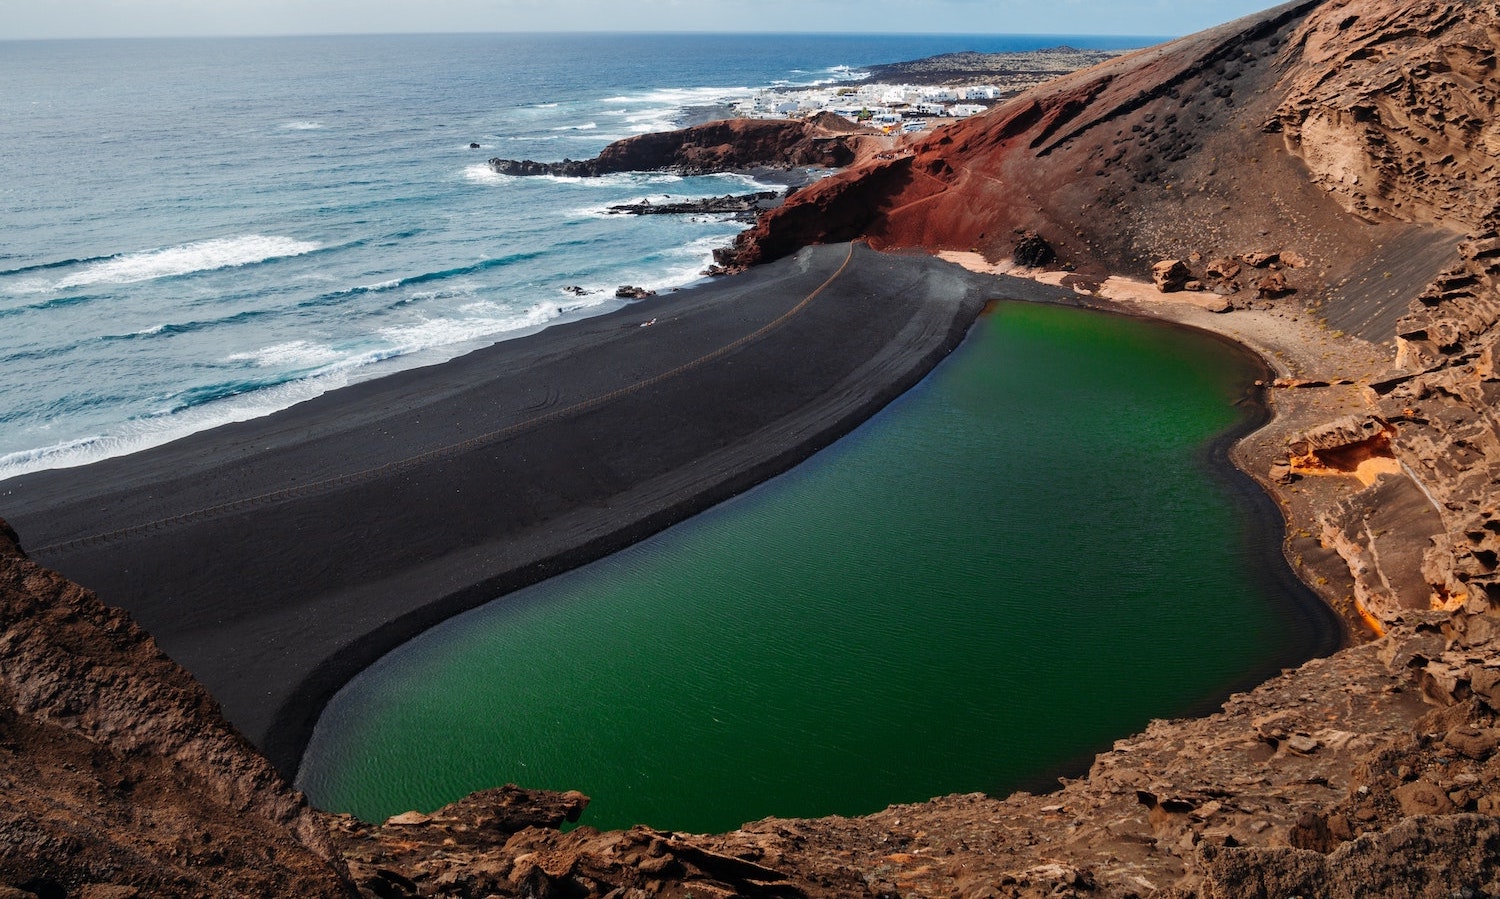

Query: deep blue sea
left=0, top=33, right=1152, bottom=478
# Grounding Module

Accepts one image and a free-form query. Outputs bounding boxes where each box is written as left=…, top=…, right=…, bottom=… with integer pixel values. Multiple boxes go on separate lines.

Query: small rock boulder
left=1393, top=780, right=1457, bottom=816
left=1256, top=270, right=1293, bottom=298
left=1205, top=257, right=1243, bottom=281
left=1152, top=259, right=1192, bottom=293
left=1242, top=251, right=1281, bottom=268
left=1012, top=232, right=1057, bottom=268
left=1444, top=726, right=1500, bottom=760
left=615, top=285, right=657, bottom=299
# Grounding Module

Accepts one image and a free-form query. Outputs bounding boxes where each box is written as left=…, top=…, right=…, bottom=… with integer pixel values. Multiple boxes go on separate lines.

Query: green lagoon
left=296, top=301, right=1337, bottom=833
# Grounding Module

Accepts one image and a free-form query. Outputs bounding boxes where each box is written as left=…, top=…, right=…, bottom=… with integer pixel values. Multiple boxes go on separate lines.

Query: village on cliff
left=724, top=46, right=1124, bottom=134
left=732, top=78, right=996, bottom=134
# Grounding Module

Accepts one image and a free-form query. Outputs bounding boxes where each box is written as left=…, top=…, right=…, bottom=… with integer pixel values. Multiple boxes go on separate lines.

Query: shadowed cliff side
left=0, top=519, right=353, bottom=897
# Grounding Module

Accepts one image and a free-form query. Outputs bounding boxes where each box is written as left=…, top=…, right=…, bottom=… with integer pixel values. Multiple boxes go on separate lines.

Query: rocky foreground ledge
left=5, top=512, right=1500, bottom=897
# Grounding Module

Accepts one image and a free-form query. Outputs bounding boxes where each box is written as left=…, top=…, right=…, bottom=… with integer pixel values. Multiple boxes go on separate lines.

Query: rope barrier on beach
left=32, top=242, right=862, bottom=558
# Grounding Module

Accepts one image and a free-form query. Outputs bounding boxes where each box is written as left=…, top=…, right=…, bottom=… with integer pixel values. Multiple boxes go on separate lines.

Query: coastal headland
left=0, top=242, right=1059, bottom=779
left=4, top=1, right=1500, bottom=896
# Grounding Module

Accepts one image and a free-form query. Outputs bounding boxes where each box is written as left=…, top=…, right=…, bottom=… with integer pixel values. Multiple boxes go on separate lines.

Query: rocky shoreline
left=488, top=116, right=880, bottom=179
left=606, top=190, right=784, bottom=223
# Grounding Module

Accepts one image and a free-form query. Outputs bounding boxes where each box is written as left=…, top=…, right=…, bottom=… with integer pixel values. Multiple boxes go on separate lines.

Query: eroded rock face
left=0, top=520, right=352, bottom=897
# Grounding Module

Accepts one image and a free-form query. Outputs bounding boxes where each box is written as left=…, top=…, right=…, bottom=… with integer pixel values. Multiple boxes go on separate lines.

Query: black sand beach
left=0, top=244, right=1070, bottom=776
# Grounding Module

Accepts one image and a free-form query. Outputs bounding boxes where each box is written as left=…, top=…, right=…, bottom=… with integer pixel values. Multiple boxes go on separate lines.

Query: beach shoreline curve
left=0, top=243, right=1076, bottom=778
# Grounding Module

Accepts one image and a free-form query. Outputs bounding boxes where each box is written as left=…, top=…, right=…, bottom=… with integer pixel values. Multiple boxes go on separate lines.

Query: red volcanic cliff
left=732, top=0, right=1345, bottom=274
left=733, top=0, right=1500, bottom=626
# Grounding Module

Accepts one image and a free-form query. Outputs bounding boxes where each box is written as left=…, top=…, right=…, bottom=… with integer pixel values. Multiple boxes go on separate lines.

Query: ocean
left=0, top=32, right=1151, bottom=478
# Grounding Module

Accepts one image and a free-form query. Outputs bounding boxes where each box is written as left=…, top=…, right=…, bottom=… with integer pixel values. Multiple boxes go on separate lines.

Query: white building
left=919, top=88, right=959, bottom=103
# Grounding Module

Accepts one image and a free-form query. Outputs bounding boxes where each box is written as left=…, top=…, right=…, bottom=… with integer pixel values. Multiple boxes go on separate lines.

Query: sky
left=2, top=0, right=1278, bottom=41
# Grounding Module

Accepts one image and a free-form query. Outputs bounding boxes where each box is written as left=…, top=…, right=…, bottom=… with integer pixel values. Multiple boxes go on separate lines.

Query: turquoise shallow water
left=296, top=301, right=1332, bottom=833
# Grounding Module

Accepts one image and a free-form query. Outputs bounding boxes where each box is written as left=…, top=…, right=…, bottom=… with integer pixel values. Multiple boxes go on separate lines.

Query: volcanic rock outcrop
left=489, top=117, right=880, bottom=178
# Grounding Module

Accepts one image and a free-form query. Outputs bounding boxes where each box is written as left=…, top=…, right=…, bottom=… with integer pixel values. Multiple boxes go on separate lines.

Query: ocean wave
left=0, top=237, right=728, bottom=481
left=599, top=86, right=755, bottom=107
left=471, top=165, right=691, bottom=189
left=550, top=122, right=599, bottom=131
left=464, top=163, right=507, bottom=185
left=226, top=339, right=348, bottom=370
left=373, top=301, right=566, bottom=356
left=289, top=253, right=547, bottom=310
left=357, top=278, right=403, bottom=293
left=44, top=235, right=321, bottom=291
left=0, top=255, right=111, bottom=278
left=283, top=120, right=325, bottom=130
left=0, top=371, right=361, bottom=480
left=0, top=435, right=109, bottom=478
left=544, top=171, right=688, bottom=188
left=0, top=292, right=99, bottom=315
left=400, top=252, right=547, bottom=287
left=96, top=308, right=279, bottom=342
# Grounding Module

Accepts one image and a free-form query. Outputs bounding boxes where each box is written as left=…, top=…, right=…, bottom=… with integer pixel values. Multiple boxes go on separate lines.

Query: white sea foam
left=0, top=231, right=730, bottom=481
left=51, top=235, right=320, bottom=290
left=599, top=86, right=755, bottom=107
left=0, top=306, right=570, bottom=480
left=374, top=302, right=565, bottom=355
left=464, top=163, right=507, bottom=185
left=0, top=370, right=372, bottom=480
left=283, top=120, right=325, bottom=130
left=625, top=108, right=679, bottom=134
left=551, top=122, right=599, bottom=131
left=540, top=171, right=686, bottom=188
left=227, top=339, right=346, bottom=369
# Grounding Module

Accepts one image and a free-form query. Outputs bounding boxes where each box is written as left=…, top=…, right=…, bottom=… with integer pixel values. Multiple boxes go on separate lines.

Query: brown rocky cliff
left=0, top=519, right=353, bottom=897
